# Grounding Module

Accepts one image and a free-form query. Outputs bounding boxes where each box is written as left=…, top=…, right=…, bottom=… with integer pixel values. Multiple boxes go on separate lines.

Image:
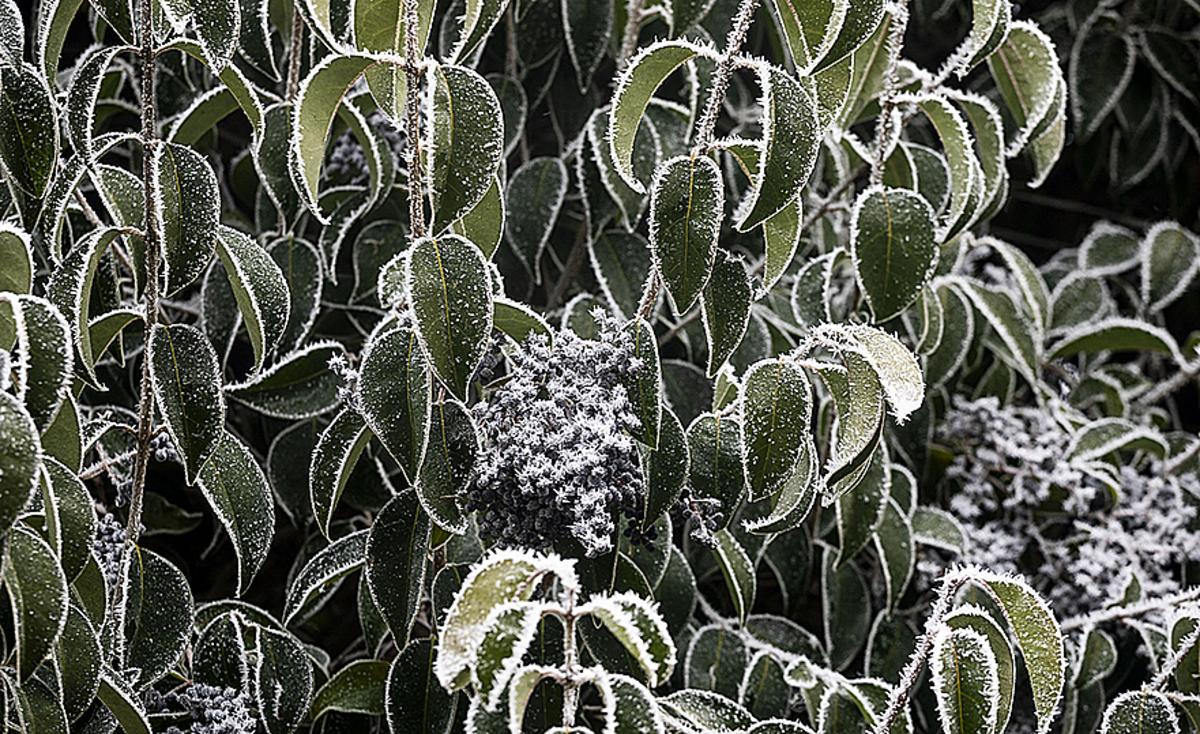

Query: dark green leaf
left=311, top=660, right=390, bottom=719
left=228, top=341, right=346, bottom=420
left=386, top=638, right=457, bottom=734
left=310, top=409, right=374, bottom=537
left=149, top=323, right=224, bottom=484
left=427, top=65, right=504, bottom=232
left=4, top=524, right=68, bottom=680
left=366, top=490, right=431, bottom=648
left=358, top=326, right=430, bottom=481
left=650, top=154, right=724, bottom=312
left=701, top=250, right=752, bottom=376
left=851, top=186, right=938, bottom=322
left=196, top=430, right=276, bottom=595
left=0, top=63, right=58, bottom=198
left=123, top=546, right=194, bottom=688
left=416, top=399, right=477, bottom=534
left=215, top=226, right=291, bottom=372
left=686, top=413, right=745, bottom=529
left=155, top=142, right=220, bottom=294
left=741, top=358, right=812, bottom=500
left=283, top=530, right=369, bottom=625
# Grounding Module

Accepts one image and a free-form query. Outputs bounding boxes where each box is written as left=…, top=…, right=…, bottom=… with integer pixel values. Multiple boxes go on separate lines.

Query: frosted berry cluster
left=146, top=684, right=256, bottom=734
left=325, top=109, right=404, bottom=184
left=467, top=313, right=645, bottom=557
left=93, top=512, right=127, bottom=589
left=935, top=396, right=1200, bottom=616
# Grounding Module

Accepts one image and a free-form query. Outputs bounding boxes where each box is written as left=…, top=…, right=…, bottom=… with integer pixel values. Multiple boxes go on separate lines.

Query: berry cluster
left=151, top=430, right=182, bottom=464
left=467, top=313, right=645, bottom=557
left=669, top=484, right=724, bottom=548
left=934, top=396, right=1200, bottom=616
left=146, top=684, right=256, bottom=734
left=325, top=110, right=404, bottom=184
left=93, top=512, right=127, bottom=589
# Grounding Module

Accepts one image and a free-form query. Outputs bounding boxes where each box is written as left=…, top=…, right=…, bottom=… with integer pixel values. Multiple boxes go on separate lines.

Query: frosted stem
left=616, top=0, right=647, bottom=75
left=1060, top=587, right=1200, bottom=632
left=870, top=0, right=910, bottom=186
left=404, top=0, right=427, bottom=238
left=561, top=585, right=581, bottom=725
left=692, top=0, right=760, bottom=155
left=286, top=4, right=305, bottom=101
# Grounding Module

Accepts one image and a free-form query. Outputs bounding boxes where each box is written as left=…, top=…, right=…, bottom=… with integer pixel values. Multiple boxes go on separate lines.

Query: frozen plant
left=467, top=311, right=645, bottom=556
left=146, top=684, right=256, bottom=734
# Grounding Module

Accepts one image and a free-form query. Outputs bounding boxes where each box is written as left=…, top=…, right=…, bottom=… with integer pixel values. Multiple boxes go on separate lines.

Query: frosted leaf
left=988, top=21, right=1062, bottom=156
left=1064, top=418, right=1168, bottom=464
left=605, top=673, right=666, bottom=734
left=849, top=185, right=939, bottom=322
left=906, top=94, right=984, bottom=240
left=1077, top=221, right=1140, bottom=276
left=386, top=638, right=456, bottom=734
left=505, top=157, right=568, bottom=280
left=0, top=294, right=71, bottom=434
left=1099, top=690, right=1179, bottom=734
left=227, top=341, right=346, bottom=420
left=147, top=323, right=225, bottom=485
left=472, top=601, right=543, bottom=710
left=740, top=358, right=813, bottom=500
left=122, top=546, right=194, bottom=688
left=662, top=688, right=754, bottom=733
left=1049, top=272, right=1112, bottom=336
left=282, top=530, right=369, bottom=625
left=1140, top=221, right=1200, bottom=315
left=649, top=155, right=724, bottom=313
left=687, top=413, right=746, bottom=529
left=588, top=230, right=653, bottom=320
left=790, top=250, right=843, bottom=329
left=415, top=398, right=476, bottom=534
left=948, top=277, right=1040, bottom=386
left=214, top=226, right=290, bottom=372
left=562, top=0, right=613, bottom=90
left=931, top=626, right=999, bottom=734
left=583, top=592, right=677, bottom=686
left=943, top=605, right=1016, bottom=734
left=309, top=408, right=373, bottom=537
left=1074, top=627, right=1117, bottom=690
left=0, top=62, right=58, bottom=199
left=1049, top=317, right=1183, bottom=363
left=196, top=431, right=275, bottom=596
left=3, top=525, right=68, bottom=681
left=65, top=45, right=125, bottom=170
left=713, top=529, right=756, bottom=626
left=357, top=325, right=430, bottom=482
left=768, top=0, right=850, bottom=71
left=448, top=0, right=505, bottom=63
left=1069, top=11, right=1134, bottom=142
left=45, top=227, right=125, bottom=386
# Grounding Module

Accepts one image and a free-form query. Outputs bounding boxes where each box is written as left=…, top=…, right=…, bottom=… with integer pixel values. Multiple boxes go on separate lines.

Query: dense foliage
left=0, top=0, right=1198, bottom=732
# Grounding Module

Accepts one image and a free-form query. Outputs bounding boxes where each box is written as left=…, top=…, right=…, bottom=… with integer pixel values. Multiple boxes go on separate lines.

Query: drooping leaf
left=215, top=226, right=290, bottom=372
left=154, top=142, right=221, bottom=294
left=358, top=325, right=430, bottom=481
left=760, top=198, right=802, bottom=297
left=454, top=173, right=505, bottom=258
left=1069, top=12, right=1134, bottom=141
left=4, top=525, right=68, bottom=681
left=988, top=21, right=1061, bottom=155
left=254, top=626, right=314, bottom=734
left=493, top=298, right=552, bottom=345
left=96, top=667, right=152, bottom=734
left=650, top=155, right=725, bottom=312
left=701, top=250, right=752, bottom=377
left=355, top=0, right=434, bottom=117
left=449, top=0, right=506, bottom=62
left=227, top=341, right=346, bottom=419
left=283, top=530, right=369, bottom=625
left=641, top=405, right=689, bottom=532
left=741, top=358, right=812, bottom=500
left=1050, top=318, right=1182, bottom=362
left=713, top=529, right=756, bottom=625
left=931, top=627, right=1000, bottom=734
left=0, top=294, right=71, bottom=434
left=386, top=638, right=457, bottom=734
left=45, top=227, right=125, bottom=385
left=415, top=399, right=477, bottom=535
left=406, top=234, right=494, bottom=400
left=0, top=63, right=58, bottom=198
left=310, top=409, right=374, bottom=537
left=621, top=318, right=662, bottom=449
left=149, top=323, right=225, bottom=484
left=123, top=546, right=194, bottom=688
left=562, top=0, right=612, bottom=90
left=505, top=157, right=568, bottom=278
left=366, top=490, right=430, bottom=648
left=196, top=431, right=276, bottom=595
left=427, top=64, right=505, bottom=232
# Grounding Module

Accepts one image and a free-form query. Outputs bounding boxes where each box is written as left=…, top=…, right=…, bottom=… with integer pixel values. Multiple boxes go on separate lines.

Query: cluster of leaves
left=0, top=0, right=1198, bottom=731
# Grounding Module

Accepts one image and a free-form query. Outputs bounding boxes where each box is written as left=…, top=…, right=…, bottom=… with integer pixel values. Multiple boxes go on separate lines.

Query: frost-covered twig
left=1152, top=622, right=1200, bottom=690
left=1133, top=358, right=1200, bottom=410
left=548, top=222, right=590, bottom=309
left=616, top=0, right=648, bottom=75
left=692, top=0, right=761, bottom=154
left=870, top=0, right=910, bottom=185
left=1060, top=587, right=1200, bottom=632
left=286, top=5, right=305, bottom=100
left=404, top=0, right=426, bottom=238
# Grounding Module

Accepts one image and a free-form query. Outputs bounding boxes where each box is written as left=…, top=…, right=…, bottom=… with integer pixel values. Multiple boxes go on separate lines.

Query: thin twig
left=870, top=0, right=910, bottom=185
left=286, top=4, right=305, bottom=101
left=548, top=224, right=590, bottom=309
left=692, top=0, right=761, bottom=155
left=658, top=308, right=700, bottom=345
left=404, top=0, right=427, bottom=238
left=1153, top=623, right=1200, bottom=690
left=1060, top=587, right=1200, bottom=632
left=616, top=0, right=648, bottom=75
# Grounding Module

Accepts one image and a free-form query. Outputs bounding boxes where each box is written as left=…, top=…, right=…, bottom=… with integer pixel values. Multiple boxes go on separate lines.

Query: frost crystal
left=467, top=311, right=645, bottom=556
left=932, top=397, right=1200, bottom=617
left=146, top=684, right=256, bottom=734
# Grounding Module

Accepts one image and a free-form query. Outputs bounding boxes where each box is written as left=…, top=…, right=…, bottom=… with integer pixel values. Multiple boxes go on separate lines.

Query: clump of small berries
left=669, top=485, right=724, bottom=548
left=148, top=684, right=256, bottom=734
left=93, top=512, right=127, bottom=588
left=151, top=431, right=182, bottom=464
left=326, top=110, right=404, bottom=183
left=467, top=311, right=645, bottom=557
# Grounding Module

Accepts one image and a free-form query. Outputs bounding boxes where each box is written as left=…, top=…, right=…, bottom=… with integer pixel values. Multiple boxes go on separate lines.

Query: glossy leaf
left=196, top=431, right=276, bottom=595
left=366, top=490, right=431, bottom=648
left=650, top=155, right=725, bottom=312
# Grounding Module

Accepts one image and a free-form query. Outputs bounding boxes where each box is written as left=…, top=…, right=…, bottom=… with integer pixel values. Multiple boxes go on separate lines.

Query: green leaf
left=310, top=409, right=374, bottom=537
left=311, top=660, right=390, bottom=719
left=1141, top=221, right=1200, bottom=314
left=741, top=358, right=812, bottom=500
left=163, top=39, right=265, bottom=141
left=406, top=234, right=494, bottom=400
left=254, top=626, right=315, bottom=734
left=686, top=413, right=745, bottom=529
left=650, top=154, right=725, bottom=312
left=850, top=185, right=938, bottom=322
left=227, top=341, right=346, bottom=420
left=493, top=298, right=552, bottom=346
left=969, top=571, right=1064, bottom=734
left=96, top=666, right=150, bottom=734
left=760, top=198, right=802, bottom=297
left=766, top=0, right=849, bottom=71
left=215, top=226, right=291, bottom=372
left=843, top=324, right=926, bottom=421
left=505, top=157, right=568, bottom=278
left=817, top=0, right=884, bottom=72
left=53, top=605, right=98, bottom=720
left=609, top=41, right=707, bottom=190
left=931, top=626, right=999, bottom=734
left=284, top=530, right=369, bottom=625
left=984, top=237, right=1050, bottom=335
left=736, top=64, right=819, bottom=232
left=358, top=326, right=430, bottom=481
left=642, top=406, right=689, bottom=528
left=355, top=0, right=434, bottom=117
left=740, top=652, right=791, bottom=720
left=911, top=506, right=966, bottom=553
left=0, top=63, right=58, bottom=198
left=290, top=54, right=378, bottom=221
left=662, top=689, right=754, bottom=732
left=0, top=294, right=71, bottom=433
left=607, top=674, right=667, bottom=734
left=4, top=525, right=67, bottom=681
left=562, top=0, right=612, bottom=90
left=0, top=223, right=31, bottom=295
left=154, top=142, right=220, bottom=294
left=45, top=227, right=125, bottom=385
left=1079, top=222, right=1140, bottom=276
left=822, top=549, right=870, bottom=670
left=416, top=399, right=477, bottom=534
left=944, top=606, right=1016, bottom=734
left=1065, top=419, right=1168, bottom=463
left=472, top=601, right=543, bottom=708
left=65, top=45, right=126, bottom=171
left=587, top=592, right=677, bottom=686
left=952, top=278, right=1041, bottom=386
left=436, top=549, right=577, bottom=691
left=988, top=21, right=1062, bottom=155
left=453, top=173, right=505, bottom=258
left=621, top=318, right=662, bottom=449
left=1098, top=690, right=1178, bottom=734
left=427, top=64, right=504, bottom=233
left=713, top=529, right=756, bottom=625
left=701, top=251, right=752, bottom=377
left=196, top=430, right=276, bottom=595
left=1050, top=318, right=1182, bottom=362
left=1075, top=627, right=1117, bottom=690
left=746, top=436, right=818, bottom=534
left=834, top=445, right=888, bottom=566
left=589, top=108, right=659, bottom=229
left=1069, top=12, right=1133, bottom=141
left=873, top=497, right=913, bottom=614
left=366, top=490, right=430, bottom=648
left=149, top=323, right=225, bottom=484
left=449, top=0, right=505, bottom=62
left=685, top=624, right=748, bottom=697
left=909, top=93, right=983, bottom=239
left=123, top=546, right=194, bottom=688
left=39, top=456, right=95, bottom=582
left=386, top=639, right=457, bottom=734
